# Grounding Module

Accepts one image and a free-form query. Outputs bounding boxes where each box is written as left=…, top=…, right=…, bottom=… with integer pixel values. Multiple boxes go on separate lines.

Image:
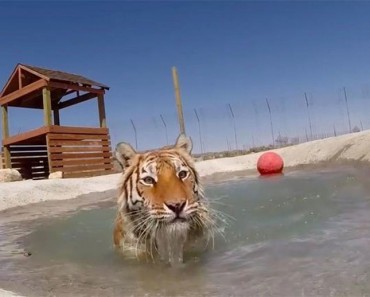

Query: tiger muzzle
left=164, top=201, right=188, bottom=222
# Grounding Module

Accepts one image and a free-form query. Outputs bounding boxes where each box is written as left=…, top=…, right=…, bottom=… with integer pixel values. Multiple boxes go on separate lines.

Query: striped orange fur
left=113, top=134, right=214, bottom=262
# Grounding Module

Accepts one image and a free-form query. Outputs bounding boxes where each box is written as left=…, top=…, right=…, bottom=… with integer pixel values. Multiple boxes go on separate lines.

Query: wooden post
left=18, top=68, right=22, bottom=89
left=46, top=134, right=52, bottom=175
left=42, top=87, right=52, bottom=126
left=172, top=67, right=186, bottom=135
left=97, top=94, right=107, bottom=128
left=42, top=88, right=52, bottom=177
left=53, top=108, right=60, bottom=125
left=1, top=105, right=11, bottom=168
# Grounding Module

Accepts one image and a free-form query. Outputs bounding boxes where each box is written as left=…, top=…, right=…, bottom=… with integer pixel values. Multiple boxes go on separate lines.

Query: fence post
left=343, top=87, right=352, bottom=132
left=130, top=119, right=138, bottom=150
left=228, top=103, right=238, bottom=150
left=266, top=98, right=275, bottom=147
left=304, top=92, right=313, bottom=140
left=172, top=67, right=186, bottom=135
left=160, top=114, right=169, bottom=145
left=193, top=108, right=204, bottom=154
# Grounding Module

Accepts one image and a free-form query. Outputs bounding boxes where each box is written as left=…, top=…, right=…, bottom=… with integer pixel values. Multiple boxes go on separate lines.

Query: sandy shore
left=1, top=130, right=370, bottom=297
left=0, top=289, right=21, bottom=297
left=1, top=130, right=370, bottom=213
left=196, top=130, right=370, bottom=176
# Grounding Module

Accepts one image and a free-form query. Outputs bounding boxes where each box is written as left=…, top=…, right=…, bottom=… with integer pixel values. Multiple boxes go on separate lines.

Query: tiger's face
left=134, top=154, right=201, bottom=224
left=115, top=134, right=209, bottom=234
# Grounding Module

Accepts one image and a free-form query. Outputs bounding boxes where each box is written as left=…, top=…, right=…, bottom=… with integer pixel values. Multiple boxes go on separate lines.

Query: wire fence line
left=111, top=84, right=370, bottom=155
left=2, top=82, right=368, bottom=159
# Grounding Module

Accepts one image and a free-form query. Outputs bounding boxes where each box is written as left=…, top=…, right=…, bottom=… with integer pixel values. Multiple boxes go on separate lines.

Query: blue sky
left=2, top=1, right=370, bottom=153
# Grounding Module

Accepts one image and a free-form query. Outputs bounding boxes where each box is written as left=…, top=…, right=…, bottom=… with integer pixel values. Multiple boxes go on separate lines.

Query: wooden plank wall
left=0, top=151, right=3, bottom=169
left=47, top=132, right=114, bottom=178
left=8, top=145, right=49, bottom=179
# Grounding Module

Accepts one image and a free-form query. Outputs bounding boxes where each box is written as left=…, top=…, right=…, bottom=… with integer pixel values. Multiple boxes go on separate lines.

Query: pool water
left=1, top=166, right=370, bottom=297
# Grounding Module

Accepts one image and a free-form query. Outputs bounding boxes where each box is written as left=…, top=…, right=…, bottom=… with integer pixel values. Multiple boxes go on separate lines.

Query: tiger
left=113, top=134, right=216, bottom=264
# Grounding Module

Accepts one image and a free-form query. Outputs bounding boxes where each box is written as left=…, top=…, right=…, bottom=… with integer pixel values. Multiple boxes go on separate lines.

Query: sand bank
left=1, top=130, right=370, bottom=213
left=0, top=289, right=23, bottom=297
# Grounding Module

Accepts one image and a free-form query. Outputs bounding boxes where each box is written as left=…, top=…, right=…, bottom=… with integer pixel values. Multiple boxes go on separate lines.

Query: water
left=1, top=166, right=370, bottom=296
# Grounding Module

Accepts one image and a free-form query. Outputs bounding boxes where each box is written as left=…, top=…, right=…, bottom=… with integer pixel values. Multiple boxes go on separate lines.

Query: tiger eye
left=143, top=176, right=155, bottom=185
left=178, top=170, right=188, bottom=179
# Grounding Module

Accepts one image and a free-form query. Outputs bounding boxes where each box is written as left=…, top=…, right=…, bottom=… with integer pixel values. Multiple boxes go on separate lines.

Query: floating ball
left=257, top=152, right=284, bottom=175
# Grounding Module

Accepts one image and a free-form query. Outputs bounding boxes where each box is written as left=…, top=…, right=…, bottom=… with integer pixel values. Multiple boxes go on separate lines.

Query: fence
left=2, top=83, right=370, bottom=156
left=109, top=83, right=370, bottom=155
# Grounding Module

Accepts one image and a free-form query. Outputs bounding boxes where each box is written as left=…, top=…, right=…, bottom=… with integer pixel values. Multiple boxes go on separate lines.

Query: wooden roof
left=23, top=64, right=110, bottom=90
left=0, top=63, right=109, bottom=109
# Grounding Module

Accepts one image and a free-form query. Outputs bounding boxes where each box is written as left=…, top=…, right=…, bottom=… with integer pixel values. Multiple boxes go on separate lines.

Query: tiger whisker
left=197, top=211, right=227, bottom=242
left=207, top=207, right=235, bottom=223
left=134, top=218, right=155, bottom=259
left=207, top=200, right=232, bottom=207
left=148, top=221, right=160, bottom=261
left=142, top=221, right=156, bottom=261
left=127, top=209, right=147, bottom=215
left=128, top=214, right=152, bottom=226
left=192, top=215, right=215, bottom=249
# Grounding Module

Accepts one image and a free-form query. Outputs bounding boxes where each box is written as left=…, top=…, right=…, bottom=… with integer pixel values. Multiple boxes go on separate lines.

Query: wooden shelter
left=0, top=63, right=114, bottom=179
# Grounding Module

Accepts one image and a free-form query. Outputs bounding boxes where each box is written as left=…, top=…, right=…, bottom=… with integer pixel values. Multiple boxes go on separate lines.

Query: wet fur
left=113, top=134, right=215, bottom=261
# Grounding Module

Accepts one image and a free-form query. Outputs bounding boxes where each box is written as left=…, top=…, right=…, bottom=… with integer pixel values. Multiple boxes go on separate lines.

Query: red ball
left=257, top=152, right=284, bottom=175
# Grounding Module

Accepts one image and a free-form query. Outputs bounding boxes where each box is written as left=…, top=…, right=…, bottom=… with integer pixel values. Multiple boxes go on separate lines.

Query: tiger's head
left=115, top=134, right=212, bottom=245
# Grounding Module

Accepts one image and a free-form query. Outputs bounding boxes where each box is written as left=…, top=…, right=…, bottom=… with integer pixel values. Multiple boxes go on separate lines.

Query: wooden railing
left=47, top=128, right=114, bottom=178
left=1, top=126, right=115, bottom=179
left=7, top=145, right=49, bottom=179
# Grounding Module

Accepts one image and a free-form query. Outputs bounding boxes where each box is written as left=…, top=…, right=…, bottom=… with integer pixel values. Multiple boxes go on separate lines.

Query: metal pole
left=305, top=128, right=308, bottom=142
left=343, top=87, right=352, bottom=132
left=130, top=119, right=138, bottom=150
left=304, top=92, right=313, bottom=140
left=252, top=101, right=260, bottom=145
left=193, top=108, right=204, bottom=154
left=172, top=67, right=186, bottom=135
left=265, top=98, right=275, bottom=147
left=228, top=103, right=238, bottom=150
left=160, top=114, right=169, bottom=145
left=360, top=120, right=364, bottom=131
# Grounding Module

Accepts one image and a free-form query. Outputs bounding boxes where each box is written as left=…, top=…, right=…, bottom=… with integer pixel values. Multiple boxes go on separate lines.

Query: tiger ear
left=175, top=133, right=193, bottom=154
left=115, top=142, right=137, bottom=170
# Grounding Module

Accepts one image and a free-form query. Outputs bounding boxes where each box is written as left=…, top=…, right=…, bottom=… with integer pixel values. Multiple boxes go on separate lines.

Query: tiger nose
left=164, top=201, right=186, bottom=215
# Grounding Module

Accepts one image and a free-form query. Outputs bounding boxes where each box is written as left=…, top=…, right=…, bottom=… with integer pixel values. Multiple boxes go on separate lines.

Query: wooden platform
left=3, top=126, right=114, bottom=179
left=1, top=63, right=114, bottom=180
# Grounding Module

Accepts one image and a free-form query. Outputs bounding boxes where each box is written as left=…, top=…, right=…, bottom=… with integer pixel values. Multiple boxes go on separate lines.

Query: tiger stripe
left=113, top=134, right=215, bottom=261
